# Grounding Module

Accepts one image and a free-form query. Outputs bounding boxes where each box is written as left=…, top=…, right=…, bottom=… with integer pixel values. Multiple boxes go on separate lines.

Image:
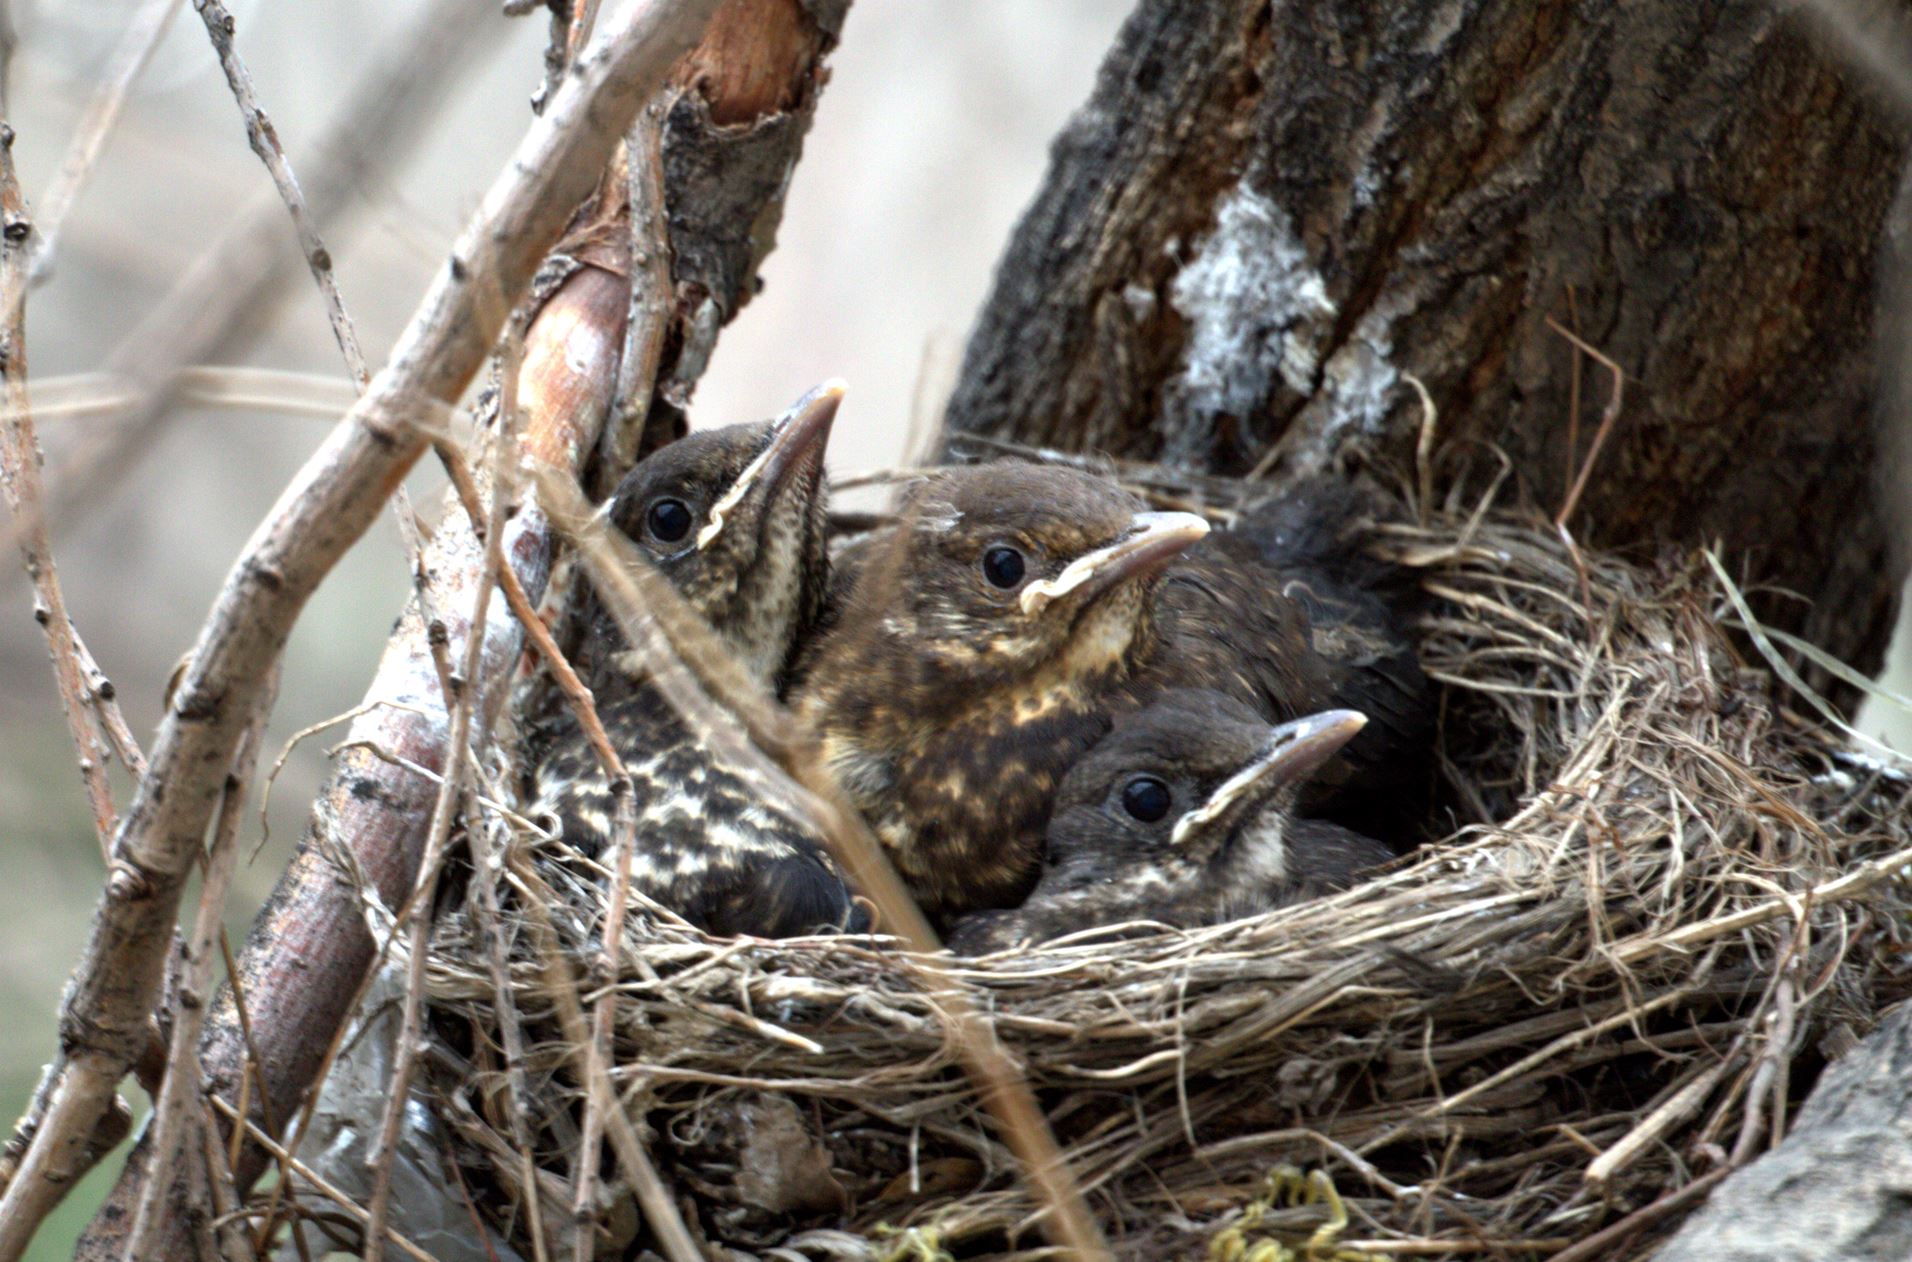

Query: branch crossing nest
left=416, top=476, right=1912, bottom=1261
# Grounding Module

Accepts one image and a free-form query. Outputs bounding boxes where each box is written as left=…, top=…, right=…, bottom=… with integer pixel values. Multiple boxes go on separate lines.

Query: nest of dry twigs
left=415, top=465, right=1912, bottom=1262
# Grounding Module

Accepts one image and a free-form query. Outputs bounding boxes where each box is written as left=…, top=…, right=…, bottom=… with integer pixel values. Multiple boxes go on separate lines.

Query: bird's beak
left=695, top=379, right=844, bottom=551
left=1019, top=509, right=1211, bottom=615
left=1170, top=709, right=1368, bottom=847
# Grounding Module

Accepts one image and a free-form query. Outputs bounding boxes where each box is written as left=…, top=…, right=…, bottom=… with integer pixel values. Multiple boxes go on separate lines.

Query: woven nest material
left=418, top=478, right=1912, bottom=1262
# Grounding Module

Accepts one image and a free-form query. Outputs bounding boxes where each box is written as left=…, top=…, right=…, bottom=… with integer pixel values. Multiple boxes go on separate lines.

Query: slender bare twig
left=360, top=409, right=511, bottom=1262
left=69, top=629, right=146, bottom=776
left=535, top=470, right=1114, bottom=1260
left=0, top=121, right=121, bottom=857
left=127, top=678, right=277, bottom=1258
left=192, top=0, right=370, bottom=386
left=197, top=1103, right=255, bottom=1262
left=460, top=798, right=550, bottom=1262
left=28, top=0, right=188, bottom=286
left=427, top=345, right=694, bottom=1262
left=506, top=858, right=703, bottom=1262
left=570, top=774, right=638, bottom=1262
left=567, top=0, right=606, bottom=64
left=2, top=4, right=722, bottom=1254
left=1546, top=317, right=1627, bottom=529
left=207, top=1098, right=440, bottom=1262
left=0, top=0, right=497, bottom=569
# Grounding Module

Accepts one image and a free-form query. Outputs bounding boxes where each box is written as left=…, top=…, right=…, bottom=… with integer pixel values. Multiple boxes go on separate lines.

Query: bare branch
left=8, top=3, right=722, bottom=1254
left=127, top=677, right=278, bottom=1259
left=604, top=105, right=676, bottom=473
left=0, top=122, right=120, bottom=856
left=0, top=0, right=496, bottom=568
left=191, top=0, right=370, bottom=387
left=29, top=0, right=187, bottom=286
left=362, top=311, right=520, bottom=1262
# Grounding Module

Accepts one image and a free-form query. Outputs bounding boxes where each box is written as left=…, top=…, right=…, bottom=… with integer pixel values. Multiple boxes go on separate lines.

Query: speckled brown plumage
left=793, top=461, right=1429, bottom=924
left=948, top=690, right=1392, bottom=954
left=529, top=385, right=863, bottom=938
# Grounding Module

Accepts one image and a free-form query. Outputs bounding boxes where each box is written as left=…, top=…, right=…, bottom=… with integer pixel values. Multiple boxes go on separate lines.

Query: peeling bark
left=944, top=0, right=1907, bottom=676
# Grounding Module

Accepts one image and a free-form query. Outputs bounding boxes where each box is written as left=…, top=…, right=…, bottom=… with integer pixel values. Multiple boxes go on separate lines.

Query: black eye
left=646, top=498, right=693, bottom=543
left=1120, top=776, right=1172, bottom=823
left=982, top=545, right=1026, bottom=589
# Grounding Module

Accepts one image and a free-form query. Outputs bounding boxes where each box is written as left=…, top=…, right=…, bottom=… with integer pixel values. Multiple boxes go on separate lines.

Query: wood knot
left=106, top=859, right=156, bottom=901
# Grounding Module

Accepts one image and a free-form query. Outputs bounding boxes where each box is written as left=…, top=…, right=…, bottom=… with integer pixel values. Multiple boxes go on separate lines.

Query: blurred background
left=4, top=2, right=1911, bottom=1256
left=0, top=1, right=1131, bottom=1254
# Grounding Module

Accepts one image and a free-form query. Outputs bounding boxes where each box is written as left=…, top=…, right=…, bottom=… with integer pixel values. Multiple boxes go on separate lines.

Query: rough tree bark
left=71, top=1, right=847, bottom=1257
left=943, top=0, right=1907, bottom=678
left=1654, top=1000, right=1912, bottom=1262
left=941, top=0, right=1912, bottom=1253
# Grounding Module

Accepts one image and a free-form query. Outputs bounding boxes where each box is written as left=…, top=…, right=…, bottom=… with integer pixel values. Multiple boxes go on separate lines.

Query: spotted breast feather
left=528, top=384, right=864, bottom=939
left=535, top=692, right=865, bottom=937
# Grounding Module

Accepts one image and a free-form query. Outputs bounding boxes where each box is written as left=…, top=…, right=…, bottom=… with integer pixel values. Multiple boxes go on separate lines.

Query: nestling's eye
left=981, top=545, right=1026, bottom=589
left=1121, top=776, right=1172, bottom=823
left=646, top=498, right=693, bottom=543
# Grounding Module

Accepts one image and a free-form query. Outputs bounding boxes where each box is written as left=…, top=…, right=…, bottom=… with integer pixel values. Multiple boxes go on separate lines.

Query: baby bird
left=793, top=462, right=1213, bottom=920
left=794, top=460, right=1428, bottom=923
left=530, top=383, right=864, bottom=938
left=1149, top=479, right=1432, bottom=837
left=948, top=690, right=1391, bottom=954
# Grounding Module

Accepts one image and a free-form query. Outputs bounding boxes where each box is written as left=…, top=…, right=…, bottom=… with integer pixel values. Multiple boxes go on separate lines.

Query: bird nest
left=417, top=475, right=1912, bottom=1261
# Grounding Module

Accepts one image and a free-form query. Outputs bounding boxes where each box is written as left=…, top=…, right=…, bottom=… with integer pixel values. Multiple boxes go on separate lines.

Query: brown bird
left=530, top=382, right=865, bottom=937
left=948, top=690, right=1391, bottom=954
left=1148, top=478, right=1432, bottom=838
left=794, top=461, right=1428, bottom=923
left=792, top=463, right=1211, bottom=920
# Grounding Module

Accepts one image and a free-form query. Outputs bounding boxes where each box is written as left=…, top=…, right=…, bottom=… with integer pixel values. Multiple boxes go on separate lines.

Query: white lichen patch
left=1168, top=183, right=1337, bottom=423
left=1314, top=307, right=1401, bottom=439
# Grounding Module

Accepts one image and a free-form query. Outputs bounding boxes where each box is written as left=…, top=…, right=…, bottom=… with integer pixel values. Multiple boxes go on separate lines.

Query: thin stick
left=603, top=103, right=675, bottom=472
left=196, top=1103, right=254, bottom=1262
left=436, top=333, right=684, bottom=1261
left=1562, top=285, right=1583, bottom=503
left=435, top=442, right=624, bottom=779
left=1547, top=317, right=1627, bottom=529
left=1546, top=1167, right=1732, bottom=1262
left=207, top=1098, right=439, bottom=1262
left=192, top=0, right=370, bottom=387
left=0, top=0, right=497, bottom=566
left=69, top=628, right=146, bottom=777
left=361, top=342, right=519, bottom=1261
left=3, top=3, right=723, bottom=1252
left=28, top=0, right=188, bottom=286
left=127, top=680, right=277, bottom=1258
left=507, top=859, right=705, bottom=1262
left=0, top=121, right=120, bottom=858
left=460, top=799, right=550, bottom=1262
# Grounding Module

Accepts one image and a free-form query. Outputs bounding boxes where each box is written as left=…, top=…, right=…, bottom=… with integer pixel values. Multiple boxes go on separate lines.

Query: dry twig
left=5, top=3, right=723, bottom=1255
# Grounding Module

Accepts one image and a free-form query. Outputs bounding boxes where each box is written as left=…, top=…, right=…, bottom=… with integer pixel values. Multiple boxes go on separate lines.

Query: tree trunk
left=1654, top=1000, right=1912, bottom=1262
left=943, top=0, right=1908, bottom=678
left=941, top=0, right=1912, bottom=1251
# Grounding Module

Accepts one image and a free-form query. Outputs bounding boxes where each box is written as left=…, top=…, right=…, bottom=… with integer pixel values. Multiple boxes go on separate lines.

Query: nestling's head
left=1046, top=689, right=1369, bottom=875
left=827, top=462, right=1210, bottom=706
left=597, top=381, right=841, bottom=684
